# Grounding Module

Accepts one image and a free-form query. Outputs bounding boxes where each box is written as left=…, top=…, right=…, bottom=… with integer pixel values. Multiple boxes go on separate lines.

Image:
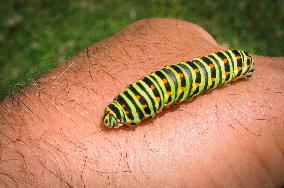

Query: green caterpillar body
left=103, top=49, right=254, bottom=128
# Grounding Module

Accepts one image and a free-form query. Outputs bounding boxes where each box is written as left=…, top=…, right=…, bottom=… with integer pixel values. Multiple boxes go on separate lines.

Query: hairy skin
left=0, top=18, right=283, bottom=187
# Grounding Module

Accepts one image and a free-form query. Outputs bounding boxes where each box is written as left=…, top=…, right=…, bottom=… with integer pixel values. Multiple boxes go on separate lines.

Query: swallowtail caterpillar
left=103, top=49, right=254, bottom=128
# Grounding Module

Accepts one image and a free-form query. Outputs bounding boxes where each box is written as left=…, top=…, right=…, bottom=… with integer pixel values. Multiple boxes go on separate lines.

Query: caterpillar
left=103, top=49, right=254, bottom=128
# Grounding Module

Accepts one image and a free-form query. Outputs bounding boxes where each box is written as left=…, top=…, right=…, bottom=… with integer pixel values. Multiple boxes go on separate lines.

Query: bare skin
left=0, top=18, right=283, bottom=187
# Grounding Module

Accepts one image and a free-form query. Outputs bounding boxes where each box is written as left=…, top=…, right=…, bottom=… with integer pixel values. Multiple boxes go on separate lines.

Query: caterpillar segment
left=103, top=49, right=254, bottom=128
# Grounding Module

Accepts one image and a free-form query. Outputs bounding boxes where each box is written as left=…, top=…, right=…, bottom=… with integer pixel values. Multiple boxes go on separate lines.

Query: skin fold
left=0, top=18, right=283, bottom=187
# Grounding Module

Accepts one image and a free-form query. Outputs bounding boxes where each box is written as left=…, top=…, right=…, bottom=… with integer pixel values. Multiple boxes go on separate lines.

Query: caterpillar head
left=103, top=107, right=123, bottom=128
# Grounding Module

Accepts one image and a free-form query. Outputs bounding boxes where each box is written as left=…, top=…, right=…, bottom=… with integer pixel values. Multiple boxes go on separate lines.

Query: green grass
left=0, top=0, right=283, bottom=100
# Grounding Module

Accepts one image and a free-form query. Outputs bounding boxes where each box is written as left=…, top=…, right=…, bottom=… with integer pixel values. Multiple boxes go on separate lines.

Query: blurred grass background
left=0, top=0, right=283, bottom=100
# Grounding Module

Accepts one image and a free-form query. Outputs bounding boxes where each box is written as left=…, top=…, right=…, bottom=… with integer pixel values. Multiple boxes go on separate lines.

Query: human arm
left=0, top=18, right=283, bottom=187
